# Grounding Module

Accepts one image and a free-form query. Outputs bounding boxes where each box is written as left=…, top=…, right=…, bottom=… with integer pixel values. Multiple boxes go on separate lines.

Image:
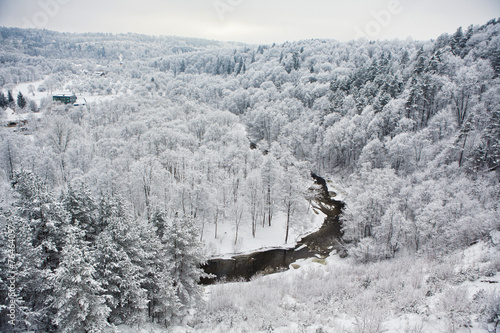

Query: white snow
left=186, top=240, right=499, bottom=333
left=11, top=79, right=48, bottom=106
left=1, top=107, right=43, bottom=127
left=202, top=203, right=326, bottom=258
left=3, top=79, right=119, bottom=108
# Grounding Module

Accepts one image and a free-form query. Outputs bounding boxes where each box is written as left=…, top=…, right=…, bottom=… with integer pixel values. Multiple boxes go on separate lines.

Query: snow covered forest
left=0, top=18, right=499, bottom=332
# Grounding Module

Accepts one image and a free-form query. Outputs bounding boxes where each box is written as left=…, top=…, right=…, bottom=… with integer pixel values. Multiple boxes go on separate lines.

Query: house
left=2, top=107, right=28, bottom=127
left=73, top=97, right=87, bottom=106
left=53, top=94, right=77, bottom=104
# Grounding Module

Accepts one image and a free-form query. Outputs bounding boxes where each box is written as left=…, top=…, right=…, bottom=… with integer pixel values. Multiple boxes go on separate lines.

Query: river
left=200, top=173, right=344, bottom=284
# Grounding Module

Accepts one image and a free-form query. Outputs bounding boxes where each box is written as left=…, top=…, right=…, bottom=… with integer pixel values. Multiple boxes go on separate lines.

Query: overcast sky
left=0, top=0, right=499, bottom=44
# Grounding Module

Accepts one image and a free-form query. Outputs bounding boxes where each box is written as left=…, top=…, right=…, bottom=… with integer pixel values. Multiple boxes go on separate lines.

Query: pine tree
left=451, top=26, right=466, bottom=56
left=137, top=214, right=180, bottom=326
left=7, top=91, right=14, bottom=107
left=95, top=223, right=148, bottom=325
left=13, top=171, right=67, bottom=270
left=235, top=58, right=244, bottom=76
left=0, top=213, right=45, bottom=331
left=17, top=92, right=26, bottom=109
left=292, top=52, right=300, bottom=70
left=162, top=215, right=205, bottom=321
left=11, top=171, right=69, bottom=330
left=151, top=209, right=167, bottom=239
left=0, top=92, right=7, bottom=108
left=52, top=228, right=110, bottom=333
left=93, top=195, right=148, bottom=325
left=63, top=184, right=99, bottom=242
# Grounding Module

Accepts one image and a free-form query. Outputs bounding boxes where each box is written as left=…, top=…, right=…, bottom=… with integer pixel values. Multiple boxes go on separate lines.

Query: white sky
left=0, top=0, right=499, bottom=44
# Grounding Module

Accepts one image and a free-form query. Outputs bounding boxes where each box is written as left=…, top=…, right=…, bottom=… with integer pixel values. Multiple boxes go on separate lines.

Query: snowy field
left=3, top=79, right=118, bottom=109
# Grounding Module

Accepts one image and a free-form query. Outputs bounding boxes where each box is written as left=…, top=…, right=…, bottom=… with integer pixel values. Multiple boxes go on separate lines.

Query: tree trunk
left=459, top=133, right=468, bottom=167
left=285, top=203, right=291, bottom=244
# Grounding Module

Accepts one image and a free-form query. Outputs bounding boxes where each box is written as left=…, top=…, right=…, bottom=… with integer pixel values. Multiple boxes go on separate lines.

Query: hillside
left=0, top=19, right=499, bottom=332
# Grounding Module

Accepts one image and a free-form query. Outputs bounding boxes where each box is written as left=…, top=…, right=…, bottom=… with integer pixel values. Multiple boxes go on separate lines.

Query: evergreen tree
left=0, top=92, right=7, bottom=108
left=13, top=171, right=67, bottom=270
left=52, top=228, right=110, bottom=333
left=17, top=92, right=26, bottom=109
left=63, top=184, right=99, bottom=242
left=151, top=209, right=167, bottom=239
left=95, top=219, right=148, bottom=325
left=162, top=215, right=205, bottom=321
left=450, top=26, right=466, bottom=56
left=0, top=213, right=45, bottom=331
left=7, top=91, right=14, bottom=108
left=11, top=171, right=69, bottom=329
left=292, top=52, right=300, bottom=70
left=137, top=214, right=180, bottom=326
left=235, top=58, right=244, bottom=76
left=93, top=194, right=148, bottom=325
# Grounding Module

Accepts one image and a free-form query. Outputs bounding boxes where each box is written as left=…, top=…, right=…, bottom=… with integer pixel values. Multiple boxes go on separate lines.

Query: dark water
left=200, top=245, right=316, bottom=284
left=200, top=173, right=344, bottom=284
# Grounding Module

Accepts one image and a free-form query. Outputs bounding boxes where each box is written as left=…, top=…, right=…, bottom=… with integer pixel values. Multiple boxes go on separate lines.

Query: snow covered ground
left=202, top=203, right=326, bottom=258
left=1, top=79, right=121, bottom=132
left=10, top=79, right=48, bottom=106
left=117, top=234, right=500, bottom=333
left=1, top=107, right=43, bottom=126
left=2, top=79, right=118, bottom=108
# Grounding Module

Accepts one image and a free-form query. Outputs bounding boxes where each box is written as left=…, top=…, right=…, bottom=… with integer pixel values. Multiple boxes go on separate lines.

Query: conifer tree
left=17, top=92, right=26, bottom=109
left=0, top=92, right=7, bottom=108
left=94, top=195, right=148, bottom=325
left=162, top=215, right=205, bottom=321
left=138, top=213, right=180, bottom=326
left=13, top=171, right=67, bottom=270
left=51, top=228, right=110, bottom=333
left=63, top=184, right=98, bottom=242
left=7, top=91, right=14, bottom=107
left=0, top=213, right=45, bottom=331
left=11, top=171, right=69, bottom=330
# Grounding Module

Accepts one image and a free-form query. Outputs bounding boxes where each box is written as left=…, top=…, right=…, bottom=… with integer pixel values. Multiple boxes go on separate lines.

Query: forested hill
left=0, top=19, right=499, bottom=331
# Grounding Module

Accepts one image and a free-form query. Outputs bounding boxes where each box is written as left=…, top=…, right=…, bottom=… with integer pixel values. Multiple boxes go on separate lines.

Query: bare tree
left=46, top=116, right=74, bottom=185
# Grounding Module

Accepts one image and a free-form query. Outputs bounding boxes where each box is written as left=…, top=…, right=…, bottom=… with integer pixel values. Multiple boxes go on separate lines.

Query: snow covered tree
left=131, top=156, right=164, bottom=219
left=95, top=215, right=148, bottom=326
left=0, top=132, right=20, bottom=181
left=140, top=212, right=181, bottom=326
left=450, top=26, right=466, bottom=56
left=246, top=169, right=263, bottom=238
left=62, top=183, right=98, bottom=242
left=358, top=138, right=386, bottom=169
left=44, top=116, right=74, bottom=185
left=9, top=170, right=71, bottom=329
left=261, top=154, right=280, bottom=227
left=13, top=170, right=67, bottom=271
left=280, top=165, right=307, bottom=243
left=162, top=215, right=205, bottom=321
left=51, top=228, right=110, bottom=333
left=0, top=212, right=47, bottom=331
